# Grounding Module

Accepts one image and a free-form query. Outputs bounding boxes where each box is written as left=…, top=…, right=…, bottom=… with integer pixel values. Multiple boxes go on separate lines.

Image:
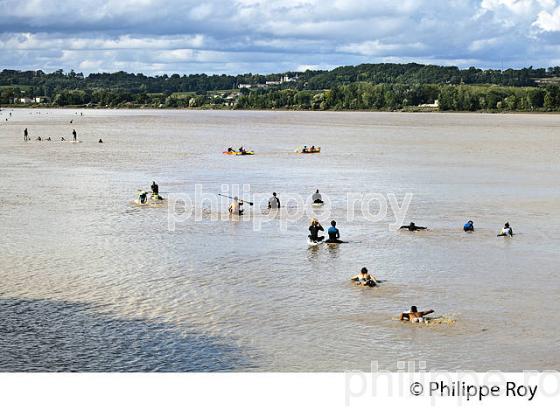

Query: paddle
left=218, top=193, right=254, bottom=206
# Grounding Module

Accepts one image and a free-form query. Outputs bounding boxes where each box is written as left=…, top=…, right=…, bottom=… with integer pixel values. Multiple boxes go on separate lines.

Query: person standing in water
left=150, top=181, right=163, bottom=200
left=308, top=218, right=324, bottom=242
left=151, top=181, right=159, bottom=196
left=229, top=196, right=244, bottom=216
left=312, top=189, right=323, bottom=204
left=497, top=222, right=514, bottom=237
left=326, top=220, right=345, bottom=243
left=463, top=220, right=474, bottom=232
left=268, top=192, right=280, bottom=209
left=72, top=129, right=77, bottom=142
left=24, top=128, right=28, bottom=142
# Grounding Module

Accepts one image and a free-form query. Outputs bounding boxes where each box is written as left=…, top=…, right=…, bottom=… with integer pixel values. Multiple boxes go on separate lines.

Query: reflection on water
left=0, top=109, right=559, bottom=371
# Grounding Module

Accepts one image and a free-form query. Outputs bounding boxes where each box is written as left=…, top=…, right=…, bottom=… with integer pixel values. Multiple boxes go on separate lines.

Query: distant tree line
left=2, top=63, right=560, bottom=111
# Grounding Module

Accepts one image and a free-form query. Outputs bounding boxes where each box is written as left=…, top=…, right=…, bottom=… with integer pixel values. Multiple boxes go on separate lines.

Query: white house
left=418, top=99, right=439, bottom=108
left=17, top=97, right=33, bottom=104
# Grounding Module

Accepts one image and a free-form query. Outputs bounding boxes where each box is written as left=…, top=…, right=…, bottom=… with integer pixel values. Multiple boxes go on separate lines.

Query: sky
left=1, top=0, right=560, bottom=75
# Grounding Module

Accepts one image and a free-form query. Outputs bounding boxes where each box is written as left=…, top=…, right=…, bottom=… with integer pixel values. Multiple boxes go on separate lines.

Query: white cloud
left=0, top=0, right=559, bottom=74
left=534, top=6, right=560, bottom=30
left=337, top=40, right=425, bottom=56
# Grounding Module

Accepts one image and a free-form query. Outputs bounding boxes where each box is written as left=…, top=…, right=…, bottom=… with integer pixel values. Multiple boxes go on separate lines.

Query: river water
left=0, top=109, right=559, bottom=371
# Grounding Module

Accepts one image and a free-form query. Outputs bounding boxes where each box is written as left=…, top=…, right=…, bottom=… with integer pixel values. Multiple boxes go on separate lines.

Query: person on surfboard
left=312, top=189, right=323, bottom=204
left=463, top=220, right=474, bottom=232
left=308, top=218, right=324, bottom=242
left=350, top=267, right=378, bottom=287
left=399, top=222, right=427, bottom=231
left=400, top=306, right=434, bottom=323
left=325, top=220, right=345, bottom=243
left=497, top=222, right=514, bottom=237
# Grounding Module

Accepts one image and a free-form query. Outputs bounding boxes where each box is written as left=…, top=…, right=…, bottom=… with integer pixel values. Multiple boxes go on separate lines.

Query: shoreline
left=3, top=105, right=560, bottom=114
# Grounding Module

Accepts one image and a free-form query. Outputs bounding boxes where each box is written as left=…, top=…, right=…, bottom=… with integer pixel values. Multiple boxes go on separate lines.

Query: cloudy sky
left=1, top=0, right=560, bottom=75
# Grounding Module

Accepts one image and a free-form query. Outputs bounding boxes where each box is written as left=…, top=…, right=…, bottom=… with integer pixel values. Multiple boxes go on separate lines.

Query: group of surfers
left=137, top=181, right=163, bottom=204
left=23, top=128, right=103, bottom=143
left=228, top=189, right=324, bottom=215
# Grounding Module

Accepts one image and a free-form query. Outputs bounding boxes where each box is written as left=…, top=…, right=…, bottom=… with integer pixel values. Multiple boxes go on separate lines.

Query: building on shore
left=418, top=99, right=440, bottom=108
left=15, top=97, right=34, bottom=104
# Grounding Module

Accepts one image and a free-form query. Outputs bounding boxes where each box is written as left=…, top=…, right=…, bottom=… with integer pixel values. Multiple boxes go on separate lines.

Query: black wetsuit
left=400, top=224, right=427, bottom=231
left=308, top=225, right=324, bottom=241
left=151, top=183, right=159, bottom=195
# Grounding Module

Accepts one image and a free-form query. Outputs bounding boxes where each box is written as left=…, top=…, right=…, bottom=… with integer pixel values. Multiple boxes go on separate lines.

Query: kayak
left=296, top=147, right=320, bottom=154
left=223, top=151, right=254, bottom=156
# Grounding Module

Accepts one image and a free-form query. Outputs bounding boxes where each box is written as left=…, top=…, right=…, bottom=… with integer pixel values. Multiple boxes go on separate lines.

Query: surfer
left=138, top=191, right=148, bottom=204
left=497, top=222, right=514, bottom=237
left=308, top=218, right=324, bottom=242
left=325, top=220, right=345, bottom=243
left=268, top=192, right=280, bottom=209
left=399, top=222, right=427, bottom=231
left=72, top=129, right=77, bottom=142
left=463, top=220, right=474, bottom=232
left=350, top=267, right=378, bottom=287
left=312, top=189, right=323, bottom=204
left=399, top=306, right=434, bottom=323
left=24, top=128, right=28, bottom=142
left=229, top=196, right=244, bottom=215
left=150, top=181, right=163, bottom=200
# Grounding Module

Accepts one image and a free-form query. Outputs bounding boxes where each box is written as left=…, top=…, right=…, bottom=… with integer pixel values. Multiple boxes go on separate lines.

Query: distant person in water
left=46, top=137, right=51, bottom=141
left=268, top=192, right=280, bottom=209
left=23, top=128, right=28, bottom=142
left=151, top=181, right=159, bottom=196
left=350, top=267, right=379, bottom=287
left=36, top=136, right=42, bottom=141
left=400, top=306, right=434, bottom=323
left=61, top=137, right=65, bottom=141
left=312, top=189, right=323, bottom=204
left=326, top=220, right=345, bottom=243
left=72, top=129, right=77, bottom=142
left=308, top=218, right=324, bottom=242
left=497, top=222, right=514, bottom=237
left=138, top=191, right=148, bottom=204
left=228, top=196, right=244, bottom=216
left=98, top=139, right=103, bottom=143
left=463, top=220, right=474, bottom=232
left=399, top=222, right=427, bottom=231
